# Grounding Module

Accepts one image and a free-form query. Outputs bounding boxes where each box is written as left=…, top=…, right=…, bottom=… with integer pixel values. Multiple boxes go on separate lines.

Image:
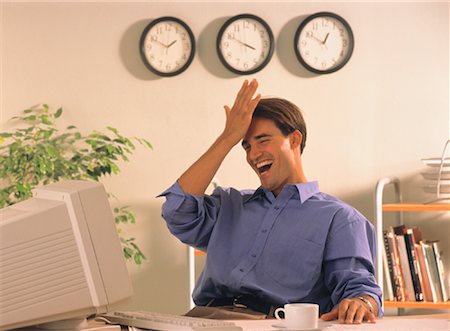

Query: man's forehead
left=245, top=117, right=280, bottom=140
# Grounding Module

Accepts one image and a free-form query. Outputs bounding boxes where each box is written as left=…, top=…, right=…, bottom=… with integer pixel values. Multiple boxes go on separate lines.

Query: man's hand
left=320, top=297, right=377, bottom=324
left=178, top=79, right=260, bottom=196
left=221, top=79, right=261, bottom=146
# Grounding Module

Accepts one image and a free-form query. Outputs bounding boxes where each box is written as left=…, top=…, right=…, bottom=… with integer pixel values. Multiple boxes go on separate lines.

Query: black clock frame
left=139, top=16, right=196, bottom=77
left=216, top=13, right=275, bottom=75
left=294, top=12, right=354, bottom=74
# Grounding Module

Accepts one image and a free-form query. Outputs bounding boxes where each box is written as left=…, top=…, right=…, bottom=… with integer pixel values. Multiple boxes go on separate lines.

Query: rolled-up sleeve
left=323, top=209, right=383, bottom=316
left=158, top=181, right=220, bottom=251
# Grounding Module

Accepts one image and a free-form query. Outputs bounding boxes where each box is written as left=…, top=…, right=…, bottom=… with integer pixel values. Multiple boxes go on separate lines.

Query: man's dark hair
left=253, top=98, right=307, bottom=154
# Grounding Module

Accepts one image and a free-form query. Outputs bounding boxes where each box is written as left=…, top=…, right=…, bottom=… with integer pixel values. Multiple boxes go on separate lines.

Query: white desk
left=231, top=314, right=449, bottom=331
left=79, top=313, right=449, bottom=331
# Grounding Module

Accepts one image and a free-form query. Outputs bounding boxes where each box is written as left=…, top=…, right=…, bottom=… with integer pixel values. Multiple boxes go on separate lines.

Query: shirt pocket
left=261, top=235, right=324, bottom=290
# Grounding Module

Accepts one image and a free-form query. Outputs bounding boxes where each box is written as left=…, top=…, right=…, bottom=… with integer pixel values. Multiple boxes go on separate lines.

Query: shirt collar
left=244, top=187, right=266, bottom=203
left=245, top=181, right=319, bottom=204
left=293, top=181, right=320, bottom=204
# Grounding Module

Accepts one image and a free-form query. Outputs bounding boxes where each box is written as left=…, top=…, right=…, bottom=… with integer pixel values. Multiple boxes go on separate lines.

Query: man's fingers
left=343, top=303, right=359, bottom=324
left=364, top=312, right=376, bottom=323
left=337, top=299, right=349, bottom=323
left=234, top=79, right=259, bottom=111
left=233, top=80, right=250, bottom=109
left=248, top=93, right=262, bottom=111
left=224, top=80, right=249, bottom=114
left=320, top=309, right=338, bottom=321
left=340, top=298, right=377, bottom=324
left=244, top=80, right=259, bottom=106
left=237, top=79, right=249, bottom=97
left=353, top=306, right=366, bottom=324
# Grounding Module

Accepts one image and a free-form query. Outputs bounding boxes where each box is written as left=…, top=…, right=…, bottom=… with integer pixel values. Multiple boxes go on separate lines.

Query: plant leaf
left=55, top=108, right=63, bottom=118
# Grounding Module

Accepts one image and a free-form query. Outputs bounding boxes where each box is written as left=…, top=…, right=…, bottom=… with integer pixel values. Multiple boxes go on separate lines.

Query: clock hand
left=232, top=37, right=256, bottom=50
left=311, top=34, right=323, bottom=43
left=240, top=41, right=255, bottom=50
left=153, top=39, right=172, bottom=55
left=245, top=43, right=256, bottom=50
left=322, top=33, right=330, bottom=44
left=160, top=41, right=168, bottom=47
left=154, top=39, right=169, bottom=48
left=167, top=40, right=177, bottom=48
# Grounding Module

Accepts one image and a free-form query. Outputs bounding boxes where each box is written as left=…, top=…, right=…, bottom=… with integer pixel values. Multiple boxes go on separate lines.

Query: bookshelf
left=384, top=301, right=450, bottom=309
left=375, top=177, right=450, bottom=311
left=382, top=204, right=450, bottom=212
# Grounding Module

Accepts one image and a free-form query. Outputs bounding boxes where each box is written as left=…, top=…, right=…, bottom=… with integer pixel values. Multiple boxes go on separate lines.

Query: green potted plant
left=0, top=104, right=151, bottom=265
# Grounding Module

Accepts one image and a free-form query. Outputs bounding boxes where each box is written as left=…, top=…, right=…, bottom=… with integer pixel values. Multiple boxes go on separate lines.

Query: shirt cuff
left=157, top=180, right=186, bottom=198
left=359, top=293, right=383, bottom=317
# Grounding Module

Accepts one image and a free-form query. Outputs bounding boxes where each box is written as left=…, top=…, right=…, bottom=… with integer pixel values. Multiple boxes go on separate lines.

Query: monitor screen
left=0, top=180, right=132, bottom=330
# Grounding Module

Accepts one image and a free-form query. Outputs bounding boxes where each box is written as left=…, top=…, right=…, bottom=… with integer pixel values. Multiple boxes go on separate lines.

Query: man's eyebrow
left=254, top=134, right=272, bottom=140
left=241, top=134, right=272, bottom=148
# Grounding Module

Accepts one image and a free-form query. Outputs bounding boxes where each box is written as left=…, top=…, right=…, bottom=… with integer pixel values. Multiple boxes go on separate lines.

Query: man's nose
left=248, top=145, right=263, bottom=162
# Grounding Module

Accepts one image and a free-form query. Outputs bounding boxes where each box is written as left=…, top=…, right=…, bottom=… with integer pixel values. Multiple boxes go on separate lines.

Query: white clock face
left=296, top=15, right=353, bottom=73
left=141, top=18, right=195, bottom=76
left=218, top=16, right=274, bottom=74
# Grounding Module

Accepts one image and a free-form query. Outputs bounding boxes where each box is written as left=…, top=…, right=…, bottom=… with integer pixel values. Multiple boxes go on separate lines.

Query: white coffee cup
left=274, top=303, right=319, bottom=330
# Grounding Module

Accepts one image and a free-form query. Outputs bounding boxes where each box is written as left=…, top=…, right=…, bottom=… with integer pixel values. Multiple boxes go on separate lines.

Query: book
left=382, top=231, right=395, bottom=301
left=405, top=228, right=424, bottom=301
left=415, top=241, right=435, bottom=302
left=393, top=225, right=423, bottom=301
left=394, top=231, right=416, bottom=301
left=431, top=241, right=449, bottom=302
left=386, top=229, right=406, bottom=301
left=410, top=227, right=434, bottom=302
left=421, top=240, right=444, bottom=302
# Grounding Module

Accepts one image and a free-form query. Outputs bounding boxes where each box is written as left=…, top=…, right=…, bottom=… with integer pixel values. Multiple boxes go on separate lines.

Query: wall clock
left=139, top=16, right=196, bottom=77
left=294, top=12, right=354, bottom=74
left=216, top=14, right=274, bottom=75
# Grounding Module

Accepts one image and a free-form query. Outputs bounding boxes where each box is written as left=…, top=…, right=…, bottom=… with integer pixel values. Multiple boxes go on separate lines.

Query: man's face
left=242, top=117, right=299, bottom=196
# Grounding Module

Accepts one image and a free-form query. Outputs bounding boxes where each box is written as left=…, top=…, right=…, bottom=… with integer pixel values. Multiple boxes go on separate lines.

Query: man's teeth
left=256, top=160, right=273, bottom=169
left=256, top=160, right=273, bottom=173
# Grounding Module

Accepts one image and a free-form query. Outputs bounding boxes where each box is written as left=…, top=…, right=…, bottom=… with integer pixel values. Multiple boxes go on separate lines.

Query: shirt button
left=261, top=229, right=267, bottom=233
left=251, top=254, right=257, bottom=258
left=239, top=268, right=244, bottom=272
left=274, top=206, right=280, bottom=210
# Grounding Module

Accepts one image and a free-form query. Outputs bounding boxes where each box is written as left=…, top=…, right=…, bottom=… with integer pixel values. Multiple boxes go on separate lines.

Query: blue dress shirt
left=160, top=181, right=382, bottom=315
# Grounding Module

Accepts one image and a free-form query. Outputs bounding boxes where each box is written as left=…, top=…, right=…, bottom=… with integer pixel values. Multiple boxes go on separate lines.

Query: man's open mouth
left=256, top=160, right=273, bottom=175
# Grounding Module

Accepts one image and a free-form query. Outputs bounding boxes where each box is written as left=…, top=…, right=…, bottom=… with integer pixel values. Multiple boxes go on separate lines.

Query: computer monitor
left=0, top=180, right=133, bottom=330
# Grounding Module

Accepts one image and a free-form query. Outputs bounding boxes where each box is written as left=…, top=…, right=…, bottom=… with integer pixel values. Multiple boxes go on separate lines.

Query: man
left=159, top=79, right=382, bottom=324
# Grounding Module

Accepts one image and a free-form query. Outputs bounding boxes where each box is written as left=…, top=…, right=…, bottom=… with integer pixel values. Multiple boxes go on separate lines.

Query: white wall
left=1, top=1, right=449, bottom=315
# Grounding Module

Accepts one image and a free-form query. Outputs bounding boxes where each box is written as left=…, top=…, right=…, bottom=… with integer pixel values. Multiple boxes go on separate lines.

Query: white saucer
left=272, top=323, right=321, bottom=331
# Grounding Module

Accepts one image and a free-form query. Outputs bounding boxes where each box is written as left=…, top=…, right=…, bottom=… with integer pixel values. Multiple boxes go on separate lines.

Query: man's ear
left=289, top=130, right=303, bottom=149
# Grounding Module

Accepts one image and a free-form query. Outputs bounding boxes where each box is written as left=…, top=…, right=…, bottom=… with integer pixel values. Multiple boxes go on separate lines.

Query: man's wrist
left=217, top=132, right=241, bottom=150
left=356, top=295, right=377, bottom=315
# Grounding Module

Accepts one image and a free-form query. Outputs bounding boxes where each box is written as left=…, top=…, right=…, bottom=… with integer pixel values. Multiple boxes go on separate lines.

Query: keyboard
left=97, top=310, right=243, bottom=331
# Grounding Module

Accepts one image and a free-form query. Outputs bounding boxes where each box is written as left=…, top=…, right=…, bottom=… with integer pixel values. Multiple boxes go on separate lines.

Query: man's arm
left=320, top=208, right=382, bottom=324
left=178, top=79, right=260, bottom=195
